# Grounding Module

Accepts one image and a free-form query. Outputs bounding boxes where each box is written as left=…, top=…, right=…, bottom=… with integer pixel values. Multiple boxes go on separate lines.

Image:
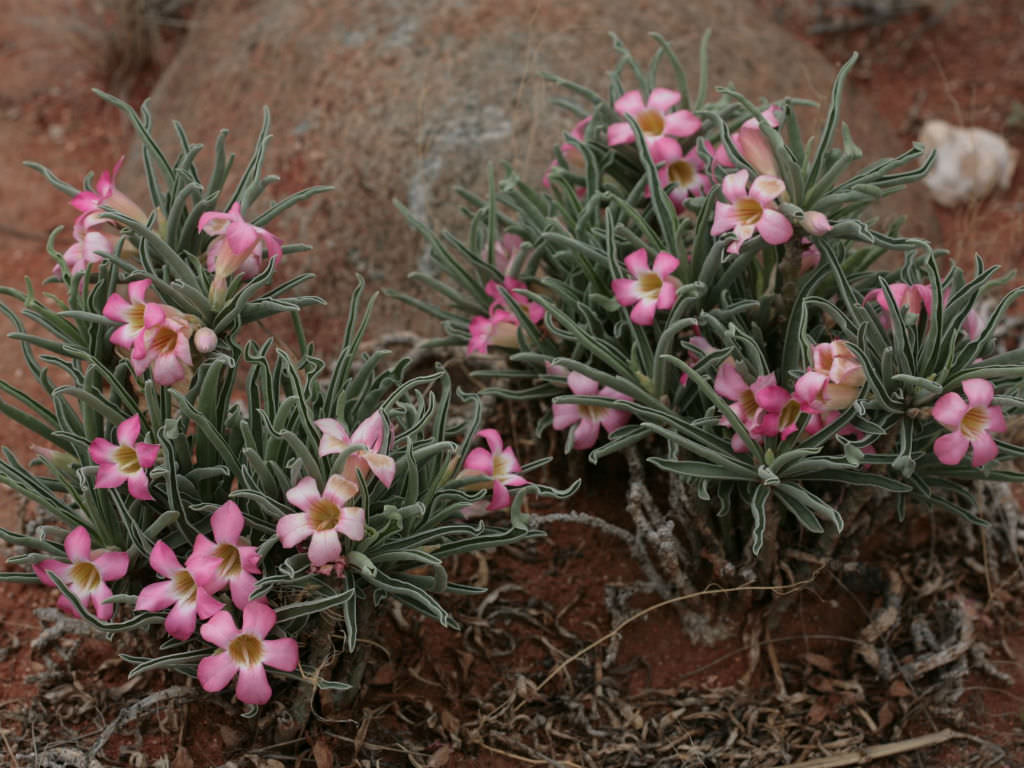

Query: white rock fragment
left=917, top=120, right=1018, bottom=207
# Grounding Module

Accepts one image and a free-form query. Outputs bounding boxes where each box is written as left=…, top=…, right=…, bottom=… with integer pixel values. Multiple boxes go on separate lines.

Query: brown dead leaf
left=427, top=745, right=453, bottom=767
left=887, top=679, right=913, bottom=698
left=807, top=701, right=830, bottom=724
left=312, top=738, right=334, bottom=768
left=804, top=652, right=837, bottom=674
left=171, top=746, right=194, bottom=768
left=370, top=662, right=395, bottom=686
left=877, top=700, right=896, bottom=731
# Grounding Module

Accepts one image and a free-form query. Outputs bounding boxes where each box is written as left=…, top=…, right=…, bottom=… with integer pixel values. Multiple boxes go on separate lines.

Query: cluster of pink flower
left=37, top=411, right=402, bottom=705
left=713, top=341, right=867, bottom=453
left=864, top=281, right=982, bottom=340
left=102, top=279, right=213, bottom=388
left=199, top=202, right=282, bottom=306
left=467, top=244, right=547, bottom=356
left=60, top=157, right=149, bottom=275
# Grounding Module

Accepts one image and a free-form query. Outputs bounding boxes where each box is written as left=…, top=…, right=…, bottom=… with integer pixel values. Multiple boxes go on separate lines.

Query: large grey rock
left=140, top=0, right=936, bottom=342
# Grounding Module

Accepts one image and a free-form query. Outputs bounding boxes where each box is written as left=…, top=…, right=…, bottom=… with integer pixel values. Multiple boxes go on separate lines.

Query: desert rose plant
left=0, top=93, right=569, bottom=707
left=402, top=34, right=1024, bottom=593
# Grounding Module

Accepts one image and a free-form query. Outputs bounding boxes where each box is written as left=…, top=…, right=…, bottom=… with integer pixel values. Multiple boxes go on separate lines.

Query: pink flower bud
left=801, top=210, right=832, bottom=236
left=194, top=327, right=217, bottom=353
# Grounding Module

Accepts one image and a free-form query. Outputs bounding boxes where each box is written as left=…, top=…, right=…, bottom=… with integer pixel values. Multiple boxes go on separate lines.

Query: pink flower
left=314, top=412, right=396, bottom=488
left=709, top=107, right=782, bottom=175
left=88, top=414, right=160, bottom=500
left=485, top=277, right=545, bottom=325
left=70, top=157, right=148, bottom=225
left=652, top=145, right=711, bottom=210
left=864, top=282, right=933, bottom=330
left=713, top=361, right=789, bottom=452
left=544, top=117, right=592, bottom=194
left=552, top=372, right=633, bottom=450
left=194, top=327, right=218, bottom=353
left=710, top=170, right=793, bottom=254
left=186, top=501, right=262, bottom=610
left=488, top=232, right=525, bottom=273
left=611, top=249, right=680, bottom=325
left=199, top=202, right=283, bottom=305
left=277, top=476, right=365, bottom=567
left=58, top=227, right=115, bottom=275
left=678, top=334, right=715, bottom=387
left=197, top=602, right=298, bottom=706
left=136, top=540, right=222, bottom=640
left=461, top=429, right=528, bottom=511
left=932, top=379, right=1006, bottom=467
left=793, top=341, right=865, bottom=413
left=467, top=306, right=520, bottom=355
left=801, top=210, right=832, bottom=236
left=798, top=238, right=821, bottom=275
left=607, top=88, right=701, bottom=161
left=130, top=307, right=194, bottom=386
left=33, top=526, right=129, bottom=621
left=103, top=279, right=153, bottom=350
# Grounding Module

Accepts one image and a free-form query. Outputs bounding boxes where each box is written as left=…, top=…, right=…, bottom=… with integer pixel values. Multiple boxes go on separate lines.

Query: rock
left=918, top=119, right=1019, bottom=207
left=135, top=0, right=938, bottom=342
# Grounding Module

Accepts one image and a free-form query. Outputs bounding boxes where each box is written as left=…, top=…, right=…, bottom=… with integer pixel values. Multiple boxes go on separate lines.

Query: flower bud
left=801, top=210, right=832, bottom=236
left=194, top=327, right=218, bottom=353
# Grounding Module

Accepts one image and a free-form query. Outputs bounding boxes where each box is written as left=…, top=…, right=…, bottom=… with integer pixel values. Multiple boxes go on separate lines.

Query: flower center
left=492, top=453, right=512, bottom=481
left=739, top=389, right=759, bottom=420
left=778, top=399, right=801, bottom=431
left=172, top=569, right=198, bottom=603
left=69, top=561, right=101, bottom=592
left=228, top=633, right=264, bottom=667
left=113, top=444, right=141, bottom=474
left=309, top=498, right=341, bottom=531
left=213, top=542, right=243, bottom=578
left=960, top=406, right=990, bottom=440
left=151, top=326, right=179, bottom=355
left=735, top=198, right=763, bottom=225
left=668, top=160, right=696, bottom=187
left=637, top=271, right=663, bottom=298
left=126, top=303, right=146, bottom=330
left=637, top=109, right=665, bottom=137
left=578, top=404, right=607, bottom=423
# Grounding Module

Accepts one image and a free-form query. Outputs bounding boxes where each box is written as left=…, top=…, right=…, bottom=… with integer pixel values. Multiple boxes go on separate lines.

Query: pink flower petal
left=88, top=437, right=117, bottom=465
left=464, top=447, right=494, bottom=475
left=148, top=540, right=181, bottom=579
left=262, top=637, right=299, bottom=671
left=629, top=299, right=658, bottom=326
left=363, top=452, right=396, bottom=488
left=285, top=476, right=321, bottom=513
left=227, top=571, right=257, bottom=610
left=102, top=293, right=131, bottom=324
left=200, top=609, right=240, bottom=649
left=714, top=362, right=748, bottom=402
left=126, top=470, right=154, bottom=501
left=197, top=652, right=238, bottom=693
left=932, top=392, right=969, bottom=430
left=566, top=372, right=599, bottom=396
left=276, top=513, right=314, bottom=548
left=613, top=90, right=646, bottom=115
left=235, top=664, right=272, bottom=705
left=212, top=501, right=244, bottom=544
left=164, top=600, right=199, bottom=641
left=934, top=432, right=969, bottom=465
left=324, top=474, right=358, bottom=507
left=34, top=559, right=68, bottom=587
left=337, top=507, right=365, bottom=542
left=749, top=175, right=786, bottom=204
left=92, top=550, right=129, bottom=581
left=663, top=110, right=701, bottom=137
left=489, top=481, right=511, bottom=511
left=721, top=170, right=750, bottom=203
left=90, top=583, right=114, bottom=621
left=241, top=601, right=277, bottom=639
left=655, top=280, right=677, bottom=310
left=612, top=278, right=641, bottom=307
left=600, top=407, right=632, bottom=435
left=651, top=252, right=679, bottom=277
left=606, top=122, right=634, bottom=146
left=756, top=209, right=794, bottom=245
left=350, top=412, right=385, bottom=449
left=710, top=201, right=740, bottom=236
left=988, top=406, right=1007, bottom=433
left=962, top=378, right=994, bottom=407
left=307, top=530, right=342, bottom=566
left=623, top=249, right=650, bottom=277
left=134, top=442, right=160, bottom=468
left=572, top=418, right=601, bottom=450
left=551, top=403, right=580, bottom=431
left=970, top=432, right=999, bottom=467
left=63, top=526, right=92, bottom=562
left=136, top=580, right=177, bottom=612
left=645, top=87, right=680, bottom=113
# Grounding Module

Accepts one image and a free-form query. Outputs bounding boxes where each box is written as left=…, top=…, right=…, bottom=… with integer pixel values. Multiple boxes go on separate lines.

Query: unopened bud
left=194, top=327, right=217, bottom=353
left=801, top=210, right=832, bottom=236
